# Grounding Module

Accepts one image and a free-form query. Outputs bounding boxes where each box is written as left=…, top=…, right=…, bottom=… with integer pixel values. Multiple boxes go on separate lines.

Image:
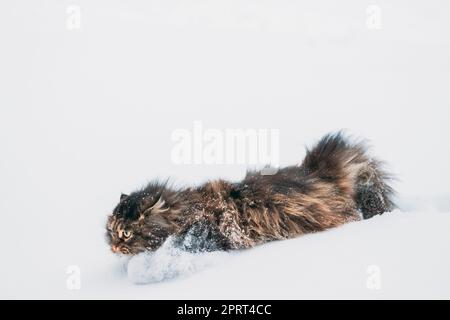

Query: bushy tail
left=301, top=132, right=395, bottom=219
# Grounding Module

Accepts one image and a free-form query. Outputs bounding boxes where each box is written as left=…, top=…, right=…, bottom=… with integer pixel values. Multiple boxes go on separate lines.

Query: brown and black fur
left=106, top=133, right=395, bottom=255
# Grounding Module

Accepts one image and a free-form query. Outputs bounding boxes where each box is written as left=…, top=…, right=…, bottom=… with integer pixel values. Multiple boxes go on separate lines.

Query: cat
left=106, top=132, right=395, bottom=255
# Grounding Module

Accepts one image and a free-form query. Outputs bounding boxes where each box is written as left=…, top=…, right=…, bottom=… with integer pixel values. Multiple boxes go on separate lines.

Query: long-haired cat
left=106, top=133, right=395, bottom=255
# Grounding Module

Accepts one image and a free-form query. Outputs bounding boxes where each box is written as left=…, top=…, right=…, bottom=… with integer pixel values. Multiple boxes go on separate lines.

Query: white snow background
left=0, top=0, right=449, bottom=299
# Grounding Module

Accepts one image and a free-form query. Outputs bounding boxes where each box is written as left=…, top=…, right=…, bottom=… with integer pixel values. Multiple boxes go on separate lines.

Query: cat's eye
left=123, top=229, right=132, bottom=238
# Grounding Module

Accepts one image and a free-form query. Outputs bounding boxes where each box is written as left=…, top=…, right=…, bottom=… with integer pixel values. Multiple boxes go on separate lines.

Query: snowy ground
left=1, top=1, right=449, bottom=299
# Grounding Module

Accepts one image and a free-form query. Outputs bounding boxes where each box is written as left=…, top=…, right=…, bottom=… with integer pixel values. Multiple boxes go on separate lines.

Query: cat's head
left=106, top=182, right=182, bottom=255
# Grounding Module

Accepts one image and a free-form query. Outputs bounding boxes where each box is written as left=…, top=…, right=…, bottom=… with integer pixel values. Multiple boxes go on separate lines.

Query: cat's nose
left=111, top=245, right=120, bottom=253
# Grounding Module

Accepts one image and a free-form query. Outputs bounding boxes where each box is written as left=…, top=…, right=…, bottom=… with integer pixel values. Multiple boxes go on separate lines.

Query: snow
left=126, top=208, right=450, bottom=300
left=1, top=0, right=450, bottom=299
left=127, top=238, right=230, bottom=285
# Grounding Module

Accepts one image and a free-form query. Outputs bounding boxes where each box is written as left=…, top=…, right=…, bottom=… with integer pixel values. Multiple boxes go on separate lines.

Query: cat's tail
left=300, top=132, right=395, bottom=219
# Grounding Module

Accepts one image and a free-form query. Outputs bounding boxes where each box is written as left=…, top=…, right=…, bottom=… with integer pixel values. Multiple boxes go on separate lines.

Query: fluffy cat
left=106, top=133, right=395, bottom=255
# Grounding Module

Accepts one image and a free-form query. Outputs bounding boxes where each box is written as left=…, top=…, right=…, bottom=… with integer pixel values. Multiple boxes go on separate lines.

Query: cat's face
left=106, top=185, right=181, bottom=255
left=106, top=214, right=168, bottom=255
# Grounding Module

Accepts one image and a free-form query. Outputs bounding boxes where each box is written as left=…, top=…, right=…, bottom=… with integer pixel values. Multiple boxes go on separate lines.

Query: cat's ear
left=150, top=197, right=168, bottom=214
left=141, top=197, right=176, bottom=229
left=139, top=196, right=168, bottom=222
left=120, top=193, right=128, bottom=201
